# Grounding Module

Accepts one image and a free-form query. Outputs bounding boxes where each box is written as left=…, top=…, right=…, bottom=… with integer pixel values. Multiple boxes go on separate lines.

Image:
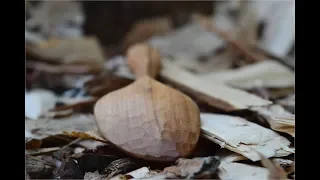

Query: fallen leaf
left=25, top=89, right=57, bottom=120
left=126, top=167, right=150, bottom=179
left=63, top=129, right=108, bottom=143
left=26, top=37, right=104, bottom=73
left=161, top=61, right=272, bottom=111
left=25, top=114, right=97, bottom=140
left=77, top=140, right=106, bottom=150
left=251, top=105, right=295, bottom=137
left=26, top=138, right=43, bottom=149
left=163, top=156, right=220, bottom=179
left=200, top=60, right=295, bottom=89
left=201, top=113, right=294, bottom=161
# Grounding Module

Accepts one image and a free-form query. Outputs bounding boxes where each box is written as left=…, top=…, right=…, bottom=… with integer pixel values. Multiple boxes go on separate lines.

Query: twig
left=193, top=14, right=264, bottom=63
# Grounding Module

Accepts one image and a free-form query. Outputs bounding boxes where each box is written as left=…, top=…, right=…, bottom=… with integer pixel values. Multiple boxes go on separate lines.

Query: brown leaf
left=26, top=138, right=42, bottom=149
left=63, top=130, right=108, bottom=143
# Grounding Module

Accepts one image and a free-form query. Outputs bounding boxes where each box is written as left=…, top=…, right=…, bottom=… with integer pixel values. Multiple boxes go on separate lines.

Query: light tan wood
left=127, top=43, right=161, bottom=78
left=94, top=43, right=201, bottom=161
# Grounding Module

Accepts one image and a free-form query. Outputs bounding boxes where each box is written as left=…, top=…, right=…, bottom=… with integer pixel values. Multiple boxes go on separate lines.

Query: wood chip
left=251, top=105, right=295, bottom=137
left=161, top=61, right=272, bottom=111
left=200, top=113, right=294, bottom=161
left=25, top=114, right=97, bottom=140
left=200, top=60, right=295, bottom=89
left=218, top=162, right=269, bottom=180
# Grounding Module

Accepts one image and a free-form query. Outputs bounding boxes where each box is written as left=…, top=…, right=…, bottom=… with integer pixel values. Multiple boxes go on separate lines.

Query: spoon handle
left=127, top=43, right=161, bottom=79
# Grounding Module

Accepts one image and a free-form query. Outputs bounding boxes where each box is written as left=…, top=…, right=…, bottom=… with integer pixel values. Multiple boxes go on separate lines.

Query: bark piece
left=200, top=60, right=295, bottom=89
left=161, top=61, right=272, bottom=111
left=251, top=105, right=295, bottom=137
left=201, top=113, right=294, bottom=161
left=163, top=156, right=220, bottom=179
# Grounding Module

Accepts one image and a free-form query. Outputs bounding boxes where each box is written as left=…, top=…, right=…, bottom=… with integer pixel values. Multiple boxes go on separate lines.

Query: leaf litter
left=25, top=1, right=294, bottom=179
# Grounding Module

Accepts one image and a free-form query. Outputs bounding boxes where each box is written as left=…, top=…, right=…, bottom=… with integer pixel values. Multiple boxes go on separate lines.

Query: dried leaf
left=251, top=105, right=295, bottom=137
left=126, top=167, right=150, bottom=179
left=200, top=60, right=295, bottom=89
left=26, top=138, right=42, bottom=149
left=77, top=140, right=106, bottom=150
left=161, top=61, right=272, bottom=111
left=25, top=114, right=97, bottom=140
left=201, top=113, right=294, bottom=161
left=218, top=162, right=269, bottom=180
left=63, top=129, right=108, bottom=143
left=26, top=37, right=104, bottom=73
left=25, top=89, right=57, bottom=120
left=162, top=156, right=220, bottom=179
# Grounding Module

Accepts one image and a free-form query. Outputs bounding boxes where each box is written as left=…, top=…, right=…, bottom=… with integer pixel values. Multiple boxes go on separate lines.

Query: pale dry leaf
left=200, top=60, right=295, bottom=89
left=26, top=37, right=104, bottom=73
left=201, top=113, right=294, bottom=161
left=25, top=114, right=97, bottom=140
left=63, top=129, right=108, bottom=143
left=218, top=162, right=269, bottom=180
left=25, top=89, right=57, bottom=120
left=251, top=105, right=295, bottom=137
left=161, top=60, right=272, bottom=111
